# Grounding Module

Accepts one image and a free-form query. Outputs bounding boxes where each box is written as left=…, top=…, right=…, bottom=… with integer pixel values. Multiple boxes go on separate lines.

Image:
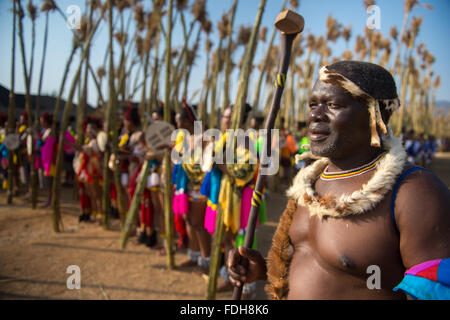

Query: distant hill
left=0, top=84, right=96, bottom=119
left=435, top=100, right=450, bottom=109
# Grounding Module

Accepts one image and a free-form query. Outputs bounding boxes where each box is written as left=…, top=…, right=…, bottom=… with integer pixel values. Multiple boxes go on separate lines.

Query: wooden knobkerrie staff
left=232, top=9, right=305, bottom=300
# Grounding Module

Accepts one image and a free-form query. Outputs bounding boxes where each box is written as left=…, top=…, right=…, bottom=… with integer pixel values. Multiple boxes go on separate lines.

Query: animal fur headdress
left=318, top=61, right=400, bottom=147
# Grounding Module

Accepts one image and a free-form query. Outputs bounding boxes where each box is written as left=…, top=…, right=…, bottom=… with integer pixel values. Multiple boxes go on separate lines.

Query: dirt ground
left=0, top=179, right=287, bottom=300
left=0, top=153, right=449, bottom=300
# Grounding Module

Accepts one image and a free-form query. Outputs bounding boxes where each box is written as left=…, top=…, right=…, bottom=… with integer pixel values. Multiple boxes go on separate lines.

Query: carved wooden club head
left=274, top=9, right=305, bottom=35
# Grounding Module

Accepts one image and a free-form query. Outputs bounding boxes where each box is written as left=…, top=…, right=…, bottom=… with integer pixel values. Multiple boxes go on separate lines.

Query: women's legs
left=92, top=180, right=103, bottom=219
left=178, top=201, right=202, bottom=268
left=139, top=189, right=157, bottom=246
left=151, top=189, right=165, bottom=236
left=188, top=199, right=211, bottom=259
left=39, top=175, right=52, bottom=207
left=185, top=212, right=200, bottom=252
left=78, top=181, right=91, bottom=221
left=149, top=189, right=167, bottom=254
left=86, top=182, right=98, bottom=217
left=118, top=184, right=128, bottom=224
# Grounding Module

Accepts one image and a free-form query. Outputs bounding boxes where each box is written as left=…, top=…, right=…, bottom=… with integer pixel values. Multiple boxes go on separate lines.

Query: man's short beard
left=310, top=134, right=338, bottom=158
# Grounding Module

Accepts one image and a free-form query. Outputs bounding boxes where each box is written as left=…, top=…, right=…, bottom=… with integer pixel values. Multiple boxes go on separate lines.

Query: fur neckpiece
left=287, top=131, right=406, bottom=219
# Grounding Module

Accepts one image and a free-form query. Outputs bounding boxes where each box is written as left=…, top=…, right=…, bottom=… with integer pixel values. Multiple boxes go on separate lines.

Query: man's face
left=307, top=80, right=371, bottom=158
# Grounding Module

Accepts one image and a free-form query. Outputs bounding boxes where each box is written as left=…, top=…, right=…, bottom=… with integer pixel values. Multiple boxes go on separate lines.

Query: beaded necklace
left=320, top=152, right=387, bottom=181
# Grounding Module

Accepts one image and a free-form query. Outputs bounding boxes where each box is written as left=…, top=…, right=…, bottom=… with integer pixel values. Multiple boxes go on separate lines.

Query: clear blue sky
left=0, top=0, right=449, bottom=109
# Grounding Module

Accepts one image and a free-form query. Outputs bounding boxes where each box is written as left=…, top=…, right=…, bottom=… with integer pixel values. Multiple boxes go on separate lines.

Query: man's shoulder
left=394, top=164, right=450, bottom=232
left=393, top=165, right=450, bottom=268
left=396, top=164, right=449, bottom=201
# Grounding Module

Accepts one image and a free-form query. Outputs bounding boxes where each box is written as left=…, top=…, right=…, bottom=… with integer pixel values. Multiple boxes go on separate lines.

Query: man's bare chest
left=288, top=198, right=403, bottom=278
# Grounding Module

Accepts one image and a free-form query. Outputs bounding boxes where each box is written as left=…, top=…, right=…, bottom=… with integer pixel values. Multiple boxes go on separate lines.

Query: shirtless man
left=227, top=61, right=450, bottom=300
